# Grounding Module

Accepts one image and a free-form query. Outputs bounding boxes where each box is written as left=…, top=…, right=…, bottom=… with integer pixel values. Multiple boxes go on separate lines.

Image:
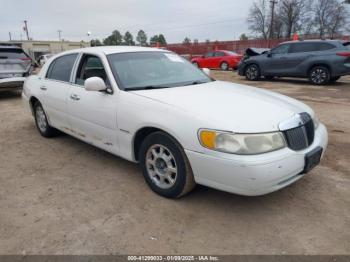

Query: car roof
left=281, top=39, right=342, bottom=45
left=0, top=45, right=23, bottom=50
left=57, top=46, right=169, bottom=56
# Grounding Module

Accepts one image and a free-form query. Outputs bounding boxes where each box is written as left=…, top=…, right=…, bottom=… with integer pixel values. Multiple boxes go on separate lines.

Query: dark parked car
left=238, top=40, right=350, bottom=85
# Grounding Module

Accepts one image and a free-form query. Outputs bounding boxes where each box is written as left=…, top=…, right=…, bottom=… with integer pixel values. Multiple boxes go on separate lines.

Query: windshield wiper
left=183, top=81, right=208, bottom=86
left=126, top=85, right=171, bottom=91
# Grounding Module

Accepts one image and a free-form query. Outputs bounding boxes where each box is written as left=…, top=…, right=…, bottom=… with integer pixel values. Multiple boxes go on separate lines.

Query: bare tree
left=277, top=0, right=308, bottom=38
left=247, top=0, right=270, bottom=39
left=326, top=1, right=349, bottom=38
left=312, top=0, right=348, bottom=38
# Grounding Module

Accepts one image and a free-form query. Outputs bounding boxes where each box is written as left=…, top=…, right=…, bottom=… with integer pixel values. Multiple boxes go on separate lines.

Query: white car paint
left=22, top=46, right=328, bottom=196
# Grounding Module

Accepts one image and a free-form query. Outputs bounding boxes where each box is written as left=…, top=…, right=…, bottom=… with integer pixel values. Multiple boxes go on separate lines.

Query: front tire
left=309, top=66, right=330, bottom=85
left=245, top=64, right=261, bottom=81
left=139, top=132, right=195, bottom=198
left=220, top=62, right=229, bottom=71
left=34, top=102, right=58, bottom=138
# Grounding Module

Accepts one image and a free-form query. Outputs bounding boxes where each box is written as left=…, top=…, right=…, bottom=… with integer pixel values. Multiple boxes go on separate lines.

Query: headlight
left=198, top=129, right=286, bottom=155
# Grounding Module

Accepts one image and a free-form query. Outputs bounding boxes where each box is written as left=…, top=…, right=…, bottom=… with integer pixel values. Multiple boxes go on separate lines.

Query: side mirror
left=202, top=68, right=211, bottom=76
left=85, top=77, right=107, bottom=92
left=267, top=52, right=273, bottom=58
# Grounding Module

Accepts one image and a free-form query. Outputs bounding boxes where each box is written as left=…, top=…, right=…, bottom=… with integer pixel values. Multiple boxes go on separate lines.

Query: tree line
left=90, top=30, right=167, bottom=46
left=247, top=0, right=349, bottom=39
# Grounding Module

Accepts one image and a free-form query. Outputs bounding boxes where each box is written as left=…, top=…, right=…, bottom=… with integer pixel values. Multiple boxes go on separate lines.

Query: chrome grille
left=283, top=113, right=315, bottom=151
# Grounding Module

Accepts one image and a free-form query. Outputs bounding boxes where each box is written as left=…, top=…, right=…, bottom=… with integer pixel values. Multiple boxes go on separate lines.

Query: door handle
left=40, top=86, right=47, bottom=91
left=70, top=94, right=80, bottom=101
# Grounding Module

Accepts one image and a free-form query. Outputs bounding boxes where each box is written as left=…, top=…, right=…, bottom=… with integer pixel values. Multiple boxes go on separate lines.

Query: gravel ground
left=0, top=72, right=349, bottom=255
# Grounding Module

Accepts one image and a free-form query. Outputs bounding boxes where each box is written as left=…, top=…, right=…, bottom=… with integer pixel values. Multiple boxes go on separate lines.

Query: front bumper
left=185, top=124, right=328, bottom=196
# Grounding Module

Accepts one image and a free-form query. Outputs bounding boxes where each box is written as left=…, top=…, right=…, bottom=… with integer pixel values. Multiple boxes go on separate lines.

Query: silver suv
left=0, top=45, right=33, bottom=91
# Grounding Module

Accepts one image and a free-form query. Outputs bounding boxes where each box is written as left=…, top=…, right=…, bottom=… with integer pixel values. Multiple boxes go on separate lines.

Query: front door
left=67, top=54, right=119, bottom=153
left=262, top=44, right=292, bottom=76
left=202, top=52, right=216, bottom=68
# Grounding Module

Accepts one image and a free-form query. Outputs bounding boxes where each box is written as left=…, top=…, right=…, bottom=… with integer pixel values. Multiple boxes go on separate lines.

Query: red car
left=191, top=50, right=243, bottom=71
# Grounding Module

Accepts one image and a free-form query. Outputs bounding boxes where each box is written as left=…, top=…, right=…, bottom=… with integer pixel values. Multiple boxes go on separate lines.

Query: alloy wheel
left=311, top=68, right=328, bottom=85
left=246, top=65, right=258, bottom=80
left=221, top=62, right=229, bottom=70
left=35, top=106, right=48, bottom=133
left=146, top=144, right=178, bottom=189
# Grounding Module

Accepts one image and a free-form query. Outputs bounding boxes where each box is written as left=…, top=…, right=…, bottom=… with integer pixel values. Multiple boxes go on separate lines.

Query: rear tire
left=245, top=64, right=261, bottom=81
left=308, top=66, right=330, bottom=85
left=220, top=62, right=229, bottom=71
left=33, top=102, right=59, bottom=138
left=139, top=131, right=196, bottom=198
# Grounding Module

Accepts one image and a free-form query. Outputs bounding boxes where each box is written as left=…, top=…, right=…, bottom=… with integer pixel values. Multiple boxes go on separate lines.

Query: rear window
left=289, top=42, right=335, bottom=53
left=215, top=52, right=225, bottom=57
left=46, top=54, right=78, bottom=82
left=0, top=48, right=28, bottom=59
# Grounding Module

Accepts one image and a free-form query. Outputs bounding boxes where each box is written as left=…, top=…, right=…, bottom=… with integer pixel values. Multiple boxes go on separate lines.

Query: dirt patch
left=0, top=72, right=349, bottom=255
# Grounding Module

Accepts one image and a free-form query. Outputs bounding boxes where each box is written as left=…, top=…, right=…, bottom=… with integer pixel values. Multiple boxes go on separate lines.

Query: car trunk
left=0, top=48, right=32, bottom=78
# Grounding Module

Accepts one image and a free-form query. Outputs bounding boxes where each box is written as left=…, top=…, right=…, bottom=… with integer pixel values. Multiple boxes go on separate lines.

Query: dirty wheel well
left=308, top=64, right=331, bottom=76
left=134, top=127, right=173, bottom=161
left=29, top=96, right=40, bottom=112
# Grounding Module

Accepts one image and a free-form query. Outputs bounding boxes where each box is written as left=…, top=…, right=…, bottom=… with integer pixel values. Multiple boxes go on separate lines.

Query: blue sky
left=0, top=0, right=254, bottom=43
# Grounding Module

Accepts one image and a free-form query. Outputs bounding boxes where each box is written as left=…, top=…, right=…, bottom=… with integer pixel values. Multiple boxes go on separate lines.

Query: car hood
left=131, top=81, right=313, bottom=133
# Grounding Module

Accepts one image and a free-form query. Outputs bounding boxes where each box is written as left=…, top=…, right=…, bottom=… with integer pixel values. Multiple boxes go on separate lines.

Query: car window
left=317, top=43, right=336, bottom=51
left=215, top=52, right=225, bottom=57
left=226, top=51, right=239, bottom=56
left=0, top=48, right=29, bottom=60
left=46, top=53, right=78, bottom=82
left=289, top=43, right=328, bottom=53
left=271, top=44, right=290, bottom=54
left=204, top=52, right=214, bottom=58
left=108, top=51, right=211, bottom=90
left=75, top=55, right=109, bottom=86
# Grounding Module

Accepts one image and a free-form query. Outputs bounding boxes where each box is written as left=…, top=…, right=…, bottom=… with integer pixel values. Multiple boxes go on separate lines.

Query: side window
left=75, top=55, right=109, bottom=86
left=215, top=52, right=225, bottom=57
left=289, top=43, right=322, bottom=53
left=204, top=52, right=214, bottom=58
left=317, top=43, right=335, bottom=51
left=271, top=44, right=290, bottom=54
left=46, top=54, right=78, bottom=82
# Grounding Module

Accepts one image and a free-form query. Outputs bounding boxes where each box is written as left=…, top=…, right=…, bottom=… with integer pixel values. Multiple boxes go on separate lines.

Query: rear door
left=286, top=43, right=319, bottom=76
left=67, top=53, right=118, bottom=153
left=39, top=53, right=78, bottom=130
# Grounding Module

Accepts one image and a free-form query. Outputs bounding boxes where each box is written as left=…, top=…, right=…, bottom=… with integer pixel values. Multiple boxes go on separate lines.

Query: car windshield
left=0, top=48, right=28, bottom=60
left=107, top=51, right=212, bottom=90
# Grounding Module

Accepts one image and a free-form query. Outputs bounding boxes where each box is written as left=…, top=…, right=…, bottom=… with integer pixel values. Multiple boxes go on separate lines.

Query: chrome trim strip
left=279, top=113, right=305, bottom=131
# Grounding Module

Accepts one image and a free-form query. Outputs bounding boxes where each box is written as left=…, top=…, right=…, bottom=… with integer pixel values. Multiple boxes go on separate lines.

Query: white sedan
left=22, top=46, right=328, bottom=198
